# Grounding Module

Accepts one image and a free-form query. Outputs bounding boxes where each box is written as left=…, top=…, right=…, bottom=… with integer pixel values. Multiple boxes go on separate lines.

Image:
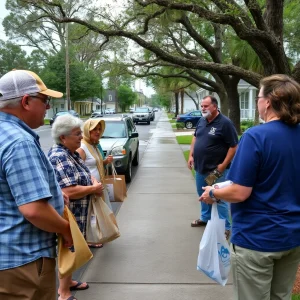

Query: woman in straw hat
left=77, top=118, right=114, bottom=241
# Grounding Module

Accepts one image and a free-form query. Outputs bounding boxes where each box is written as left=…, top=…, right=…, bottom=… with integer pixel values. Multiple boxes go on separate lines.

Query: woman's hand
left=92, top=180, right=105, bottom=196
left=105, top=155, right=113, bottom=165
left=62, top=191, right=69, bottom=206
left=199, top=186, right=215, bottom=204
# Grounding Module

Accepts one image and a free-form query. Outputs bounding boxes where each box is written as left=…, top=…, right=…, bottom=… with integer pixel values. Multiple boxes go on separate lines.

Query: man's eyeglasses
left=29, top=94, right=52, bottom=106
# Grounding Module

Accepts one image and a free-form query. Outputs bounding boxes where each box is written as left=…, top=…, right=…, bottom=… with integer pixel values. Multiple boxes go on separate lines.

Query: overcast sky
left=0, top=1, right=154, bottom=97
left=0, top=0, right=8, bottom=40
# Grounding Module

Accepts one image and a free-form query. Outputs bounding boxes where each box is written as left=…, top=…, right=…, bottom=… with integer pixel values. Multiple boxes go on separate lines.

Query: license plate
left=139, top=118, right=143, bottom=120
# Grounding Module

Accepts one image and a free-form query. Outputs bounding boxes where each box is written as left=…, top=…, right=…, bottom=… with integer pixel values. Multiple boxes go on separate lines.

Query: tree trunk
left=217, top=89, right=228, bottom=117
left=180, top=89, right=184, bottom=114
left=226, top=76, right=241, bottom=135
left=174, top=91, right=179, bottom=116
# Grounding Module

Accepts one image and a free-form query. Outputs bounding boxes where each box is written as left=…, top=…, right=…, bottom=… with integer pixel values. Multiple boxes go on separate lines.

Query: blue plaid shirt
left=0, top=112, right=64, bottom=270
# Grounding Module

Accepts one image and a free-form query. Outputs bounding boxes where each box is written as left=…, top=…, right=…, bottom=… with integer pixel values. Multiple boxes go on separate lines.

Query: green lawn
left=183, top=150, right=195, bottom=177
left=293, top=295, right=300, bottom=300
left=176, top=135, right=193, bottom=144
left=44, top=119, right=50, bottom=125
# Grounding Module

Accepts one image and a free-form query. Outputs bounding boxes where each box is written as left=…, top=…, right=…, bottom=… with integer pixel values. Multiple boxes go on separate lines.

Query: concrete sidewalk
left=74, top=112, right=234, bottom=300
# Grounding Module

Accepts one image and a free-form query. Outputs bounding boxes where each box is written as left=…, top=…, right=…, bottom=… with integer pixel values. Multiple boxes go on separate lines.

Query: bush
left=240, top=119, right=254, bottom=133
left=241, top=119, right=254, bottom=127
left=176, top=122, right=185, bottom=129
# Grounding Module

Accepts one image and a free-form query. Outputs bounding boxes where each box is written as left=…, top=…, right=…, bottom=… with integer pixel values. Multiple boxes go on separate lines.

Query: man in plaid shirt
left=0, top=70, right=73, bottom=300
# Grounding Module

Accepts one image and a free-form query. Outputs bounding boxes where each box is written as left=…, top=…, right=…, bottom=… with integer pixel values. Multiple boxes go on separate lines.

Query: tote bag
left=58, top=206, right=93, bottom=278
left=86, top=195, right=120, bottom=245
left=104, top=165, right=127, bottom=202
left=197, top=203, right=231, bottom=286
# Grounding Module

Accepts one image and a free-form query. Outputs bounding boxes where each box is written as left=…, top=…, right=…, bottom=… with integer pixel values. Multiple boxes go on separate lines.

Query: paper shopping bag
left=86, top=195, right=120, bottom=245
left=196, top=203, right=231, bottom=286
left=58, top=206, right=93, bottom=278
left=104, top=175, right=127, bottom=202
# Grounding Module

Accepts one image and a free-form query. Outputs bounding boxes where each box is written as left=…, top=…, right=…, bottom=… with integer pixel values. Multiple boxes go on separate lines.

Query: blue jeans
left=195, top=170, right=231, bottom=230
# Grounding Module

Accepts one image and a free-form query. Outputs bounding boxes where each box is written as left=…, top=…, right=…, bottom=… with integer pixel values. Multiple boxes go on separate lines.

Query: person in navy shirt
left=188, top=95, right=238, bottom=239
left=201, top=74, right=300, bottom=300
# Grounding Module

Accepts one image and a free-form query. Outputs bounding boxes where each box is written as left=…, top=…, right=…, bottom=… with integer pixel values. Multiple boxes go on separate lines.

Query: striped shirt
left=0, top=112, right=64, bottom=270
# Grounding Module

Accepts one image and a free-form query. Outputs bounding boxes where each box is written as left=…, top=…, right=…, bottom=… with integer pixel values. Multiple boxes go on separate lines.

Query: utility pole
left=65, top=23, right=71, bottom=110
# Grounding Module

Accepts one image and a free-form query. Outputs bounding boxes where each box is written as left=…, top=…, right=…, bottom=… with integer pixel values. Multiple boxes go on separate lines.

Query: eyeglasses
left=68, top=131, right=83, bottom=137
left=29, top=94, right=51, bottom=106
left=255, top=96, right=264, bottom=101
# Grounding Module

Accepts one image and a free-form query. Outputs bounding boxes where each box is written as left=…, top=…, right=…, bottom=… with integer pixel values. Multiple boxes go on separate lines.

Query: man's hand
left=217, top=163, right=226, bottom=173
left=199, top=186, right=215, bottom=204
left=61, top=223, right=73, bottom=248
left=188, top=156, right=194, bottom=170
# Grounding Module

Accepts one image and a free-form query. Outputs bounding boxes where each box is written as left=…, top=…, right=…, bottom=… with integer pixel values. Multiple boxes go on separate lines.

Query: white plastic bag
left=196, top=203, right=231, bottom=286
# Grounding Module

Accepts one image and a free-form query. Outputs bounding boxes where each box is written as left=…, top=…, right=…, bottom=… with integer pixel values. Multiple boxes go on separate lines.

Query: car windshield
left=56, top=111, right=69, bottom=116
left=135, top=108, right=149, bottom=113
left=102, top=121, right=126, bottom=138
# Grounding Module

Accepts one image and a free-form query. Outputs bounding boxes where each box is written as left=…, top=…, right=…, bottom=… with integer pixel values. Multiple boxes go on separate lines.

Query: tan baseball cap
left=0, top=69, right=63, bottom=101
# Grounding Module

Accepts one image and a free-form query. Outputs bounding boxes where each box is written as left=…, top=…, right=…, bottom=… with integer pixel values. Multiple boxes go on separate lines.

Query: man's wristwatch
left=209, top=188, right=220, bottom=203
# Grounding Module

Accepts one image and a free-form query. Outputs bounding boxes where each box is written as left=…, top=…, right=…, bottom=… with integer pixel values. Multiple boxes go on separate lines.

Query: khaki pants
left=231, top=244, right=300, bottom=300
left=0, top=257, right=56, bottom=300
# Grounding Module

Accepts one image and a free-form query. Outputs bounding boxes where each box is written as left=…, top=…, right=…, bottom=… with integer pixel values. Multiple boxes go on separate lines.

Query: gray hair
left=0, top=97, right=22, bottom=109
left=0, top=92, right=44, bottom=109
left=51, top=114, right=83, bottom=144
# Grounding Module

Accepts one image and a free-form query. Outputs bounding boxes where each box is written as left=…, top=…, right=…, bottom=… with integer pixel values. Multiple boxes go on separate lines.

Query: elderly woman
left=201, top=74, right=300, bottom=300
left=77, top=118, right=113, bottom=213
left=48, top=114, right=104, bottom=300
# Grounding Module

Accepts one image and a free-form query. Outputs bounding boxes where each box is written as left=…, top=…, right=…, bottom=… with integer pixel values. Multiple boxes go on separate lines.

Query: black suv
left=99, top=115, right=139, bottom=183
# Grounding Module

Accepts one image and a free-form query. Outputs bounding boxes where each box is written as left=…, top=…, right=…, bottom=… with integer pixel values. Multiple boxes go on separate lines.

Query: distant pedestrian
left=0, top=69, right=72, bottom=300
left=188, top=95, right=238, bottom=239
left=201, top=74, right=300, bottom=300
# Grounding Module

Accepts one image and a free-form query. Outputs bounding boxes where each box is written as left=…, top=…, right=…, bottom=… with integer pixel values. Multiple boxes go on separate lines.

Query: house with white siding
left=180, top=80, right=258, bottom=121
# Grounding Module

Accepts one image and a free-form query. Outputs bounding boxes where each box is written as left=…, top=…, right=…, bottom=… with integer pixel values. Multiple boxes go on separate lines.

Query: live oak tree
left=14, top=0, right=300, bottom=132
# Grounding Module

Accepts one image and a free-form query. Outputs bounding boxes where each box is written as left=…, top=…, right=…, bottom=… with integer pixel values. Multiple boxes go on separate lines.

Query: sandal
left=70, top=281, right=89, bottom=291
left=88, top=243, right=103, bottom=248
left=191, top=219, right=207, bottom=227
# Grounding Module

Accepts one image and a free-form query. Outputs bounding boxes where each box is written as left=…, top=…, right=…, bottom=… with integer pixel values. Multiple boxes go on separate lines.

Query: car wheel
left=125, top=155, right=132, bottom=183
left=132, top=148, right=139, bottom=166
left=185, top=121, right=193, bottom=129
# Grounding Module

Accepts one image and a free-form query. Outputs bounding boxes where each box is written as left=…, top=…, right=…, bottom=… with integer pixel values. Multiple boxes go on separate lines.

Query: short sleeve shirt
left=227, top=121, right=300, bottom=252
left=193, top=113, right=238, bottom=174
left=0, top=112, right=64, bottom=270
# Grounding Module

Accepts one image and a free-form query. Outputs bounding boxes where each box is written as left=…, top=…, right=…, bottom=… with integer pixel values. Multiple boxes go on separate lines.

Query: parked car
left=153, top=107, right=159, bottom=112
left=129, top=108, right=135, bottom=113
left=176, top=110, right=202, bottom=129
left=104, top=108, right=115, bottom=114
left=148, top=107, right=155, bottom=121
left=100, top=115, right=139, bottom=183
left=132, top=107, right=151, bottom=125
left=50, top=110, right=79, bottom=126
left=91, top=110, right=103, bottom=118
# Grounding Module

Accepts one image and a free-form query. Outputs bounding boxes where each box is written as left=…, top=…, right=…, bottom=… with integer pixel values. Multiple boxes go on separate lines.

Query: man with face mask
left=188, top=95, right=238, bottom=239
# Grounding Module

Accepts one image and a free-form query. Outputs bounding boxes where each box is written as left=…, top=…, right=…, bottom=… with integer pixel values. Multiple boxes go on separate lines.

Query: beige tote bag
left=86, top=195, right=120, bottom=245
left=58, top=206, right=93, bottom=278
left=104, top=165, right=127, bottom=202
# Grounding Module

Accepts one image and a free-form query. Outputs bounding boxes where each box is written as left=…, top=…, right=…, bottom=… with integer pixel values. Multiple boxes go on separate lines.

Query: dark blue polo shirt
left=193, top=113, right=238, bottom=174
